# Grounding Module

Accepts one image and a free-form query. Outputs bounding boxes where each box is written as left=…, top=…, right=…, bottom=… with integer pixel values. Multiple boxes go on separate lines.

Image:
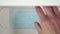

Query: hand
left=34, top=6, right=60, bottom=34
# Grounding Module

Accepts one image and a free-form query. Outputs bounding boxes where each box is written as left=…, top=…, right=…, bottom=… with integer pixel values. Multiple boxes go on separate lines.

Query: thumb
left=34, top=22, right=41, bottom=32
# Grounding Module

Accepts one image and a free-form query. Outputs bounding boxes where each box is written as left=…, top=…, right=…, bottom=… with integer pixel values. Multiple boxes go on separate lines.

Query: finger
left=43, top=6, right=55, bottom=18
left=34, top=22, right=41, bottom=32
left=52, top=6, right=60, bottom=15
left=35, top=6, right=46, bottom=21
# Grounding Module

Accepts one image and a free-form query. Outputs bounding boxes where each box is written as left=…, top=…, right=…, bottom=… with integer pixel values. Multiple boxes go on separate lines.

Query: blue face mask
left=10, top=8, right=40, bottom=29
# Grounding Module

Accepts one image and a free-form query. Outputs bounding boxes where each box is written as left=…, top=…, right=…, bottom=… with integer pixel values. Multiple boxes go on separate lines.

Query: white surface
left=0, top=6, right=60, bottom=34
left=0, top=0, right=60, bottom=6
left=14, top=29, right=38, bottom=34
left=0, top=8, right=11, bottom=34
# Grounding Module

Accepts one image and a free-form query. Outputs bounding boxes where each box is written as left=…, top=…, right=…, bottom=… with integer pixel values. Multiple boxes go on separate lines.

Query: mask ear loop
left=40, top=6, right=46, bottom=15
left=0, top=24, right=3, bottom=28
left=0, top=7, right=4, bottom=11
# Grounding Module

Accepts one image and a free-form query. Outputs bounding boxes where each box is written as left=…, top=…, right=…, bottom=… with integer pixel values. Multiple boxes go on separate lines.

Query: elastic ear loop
left=40, top=6, right=46, bottom=15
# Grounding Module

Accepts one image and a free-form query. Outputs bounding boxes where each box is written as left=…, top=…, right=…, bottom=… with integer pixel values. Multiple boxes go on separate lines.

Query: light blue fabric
left=10, top=8, right=40, bottom=29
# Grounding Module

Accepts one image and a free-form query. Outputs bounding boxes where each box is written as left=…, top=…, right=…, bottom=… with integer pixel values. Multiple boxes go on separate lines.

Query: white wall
left=0, top=0, right=60, bottom=6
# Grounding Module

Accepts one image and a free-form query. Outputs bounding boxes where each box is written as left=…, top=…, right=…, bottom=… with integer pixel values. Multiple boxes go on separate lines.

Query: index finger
left=35, top=6, right=47, bottom=21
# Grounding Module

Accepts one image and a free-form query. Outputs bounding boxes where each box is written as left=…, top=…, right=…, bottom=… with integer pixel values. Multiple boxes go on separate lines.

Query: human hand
left=34, top=6, right=60, bottom=34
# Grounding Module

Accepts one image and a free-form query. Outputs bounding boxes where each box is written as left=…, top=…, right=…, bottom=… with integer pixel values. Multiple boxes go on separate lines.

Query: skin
left=34, top=6, right=60, bottom=34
